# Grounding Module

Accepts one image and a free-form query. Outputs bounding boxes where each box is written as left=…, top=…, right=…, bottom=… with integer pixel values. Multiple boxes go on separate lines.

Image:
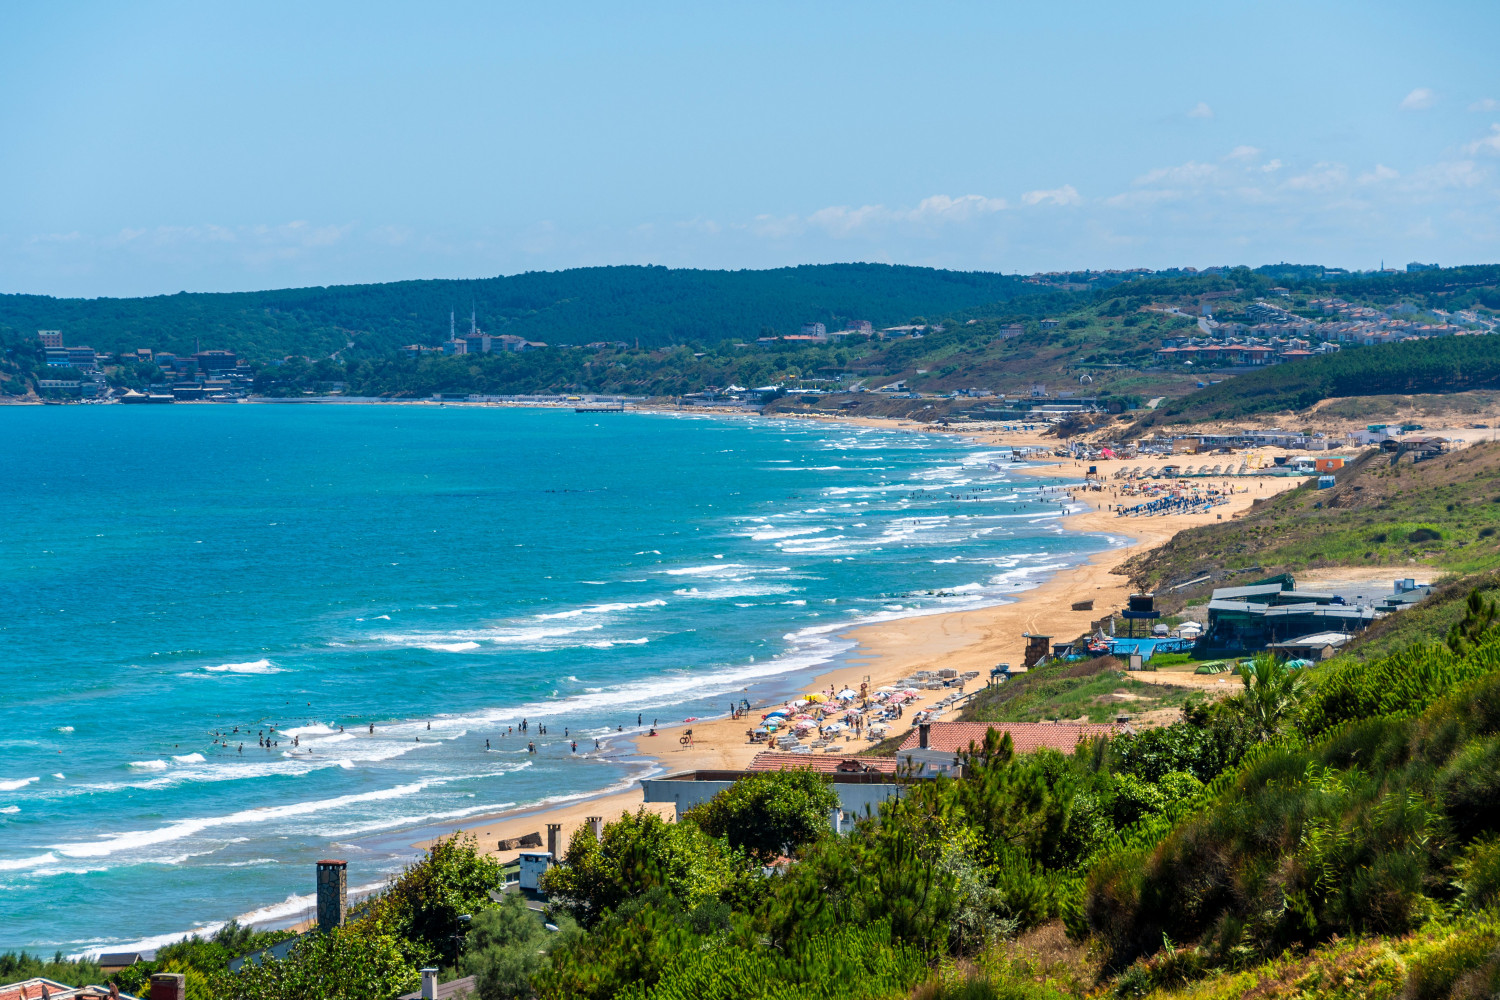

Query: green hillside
left=1135, top=335, right=1500, bottom=427
left=1117, top=441, right=1500, bottom=612
left=0, top=263, right=1054, bottom=359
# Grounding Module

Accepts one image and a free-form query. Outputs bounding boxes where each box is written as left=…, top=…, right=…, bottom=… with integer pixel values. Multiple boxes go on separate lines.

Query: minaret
left=450, top=311, right=455, bottom=341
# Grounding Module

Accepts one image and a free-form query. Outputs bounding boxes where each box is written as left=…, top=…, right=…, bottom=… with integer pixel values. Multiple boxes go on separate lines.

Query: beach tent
left=805, top=693, right=828, bottom=703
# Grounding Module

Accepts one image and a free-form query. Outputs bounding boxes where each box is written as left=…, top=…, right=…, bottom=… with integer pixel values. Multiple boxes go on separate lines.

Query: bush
left=366, top=834, right=506, bottom=968
left=218, top=922, right=417, bottom=1000
left=459, top=893, right=578, bottom=1000
left=539, top=809, right=752, bottom=927
left=684, top=769, right=838, bottom=860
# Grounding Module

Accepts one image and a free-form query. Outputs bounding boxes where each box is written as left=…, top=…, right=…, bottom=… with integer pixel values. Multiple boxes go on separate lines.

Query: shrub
left=684, top=769, right=837, bottom=860
left=539, top=809, right=752, bottom=927
left=365, top=833, right=505, bottom=968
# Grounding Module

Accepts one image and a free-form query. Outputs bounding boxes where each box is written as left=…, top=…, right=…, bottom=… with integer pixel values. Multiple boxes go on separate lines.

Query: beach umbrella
left=805, top=692, right=827, bottom=703
left=790, top=699, right=808, bottom=708
left=837, top=688, right=858, bottom=699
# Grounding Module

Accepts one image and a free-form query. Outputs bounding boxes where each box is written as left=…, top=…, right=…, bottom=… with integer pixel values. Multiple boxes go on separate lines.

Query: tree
left=365, top=834, right=505, bottom=967
left=459, top=894, right=579, bottom=1000
left=1235, top=655, right=1307, bottom=740
left=539, top=809, right=752, bottom=926
left=683, top=769, right=837, bottom=860
left=218, top=923, right=417, bottom=1000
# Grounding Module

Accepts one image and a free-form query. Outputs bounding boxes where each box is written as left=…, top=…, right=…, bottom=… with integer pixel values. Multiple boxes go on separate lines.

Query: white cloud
left=1464, top=124, right=1500, bottom=156
left=1224, top=145, right=1261, bottom=161
left=1470, top=98, right=1499, bottom=112
left=1283, top=162, right=1349, bottom=191
left=1400, top=88, right=1436, bottom=111
left=1358, top=164, right=1400, bottom=184
left=1020, top=185, right=1081, bottom=207
left=1261, top=159, right=1283, bottom=173
left=908, top=194, right=1009, bottom=221
left=1187, top=102, right=1213, bottom=119
left=767, top=193, right=1008, bottom=239
left=1134, top=161, right=1220, bottom=187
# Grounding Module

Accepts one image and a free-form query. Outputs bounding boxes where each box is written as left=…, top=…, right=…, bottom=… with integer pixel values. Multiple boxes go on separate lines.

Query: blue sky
left=2, top=1, right=1498, bottom=297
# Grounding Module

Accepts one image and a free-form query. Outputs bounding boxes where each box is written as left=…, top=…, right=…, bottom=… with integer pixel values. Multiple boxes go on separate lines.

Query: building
left=399, top=971, right=478, bottom=1000
left=1205, top=575, right=1379, bottom=649
left=643, top=753, right=909, bottom=830
left=895, top=721, right=1121, bottom=773
left=37, top=330, right=64, bottom=348
left=799, top=322, right=827, bottom=338
left=0, top=979, right=136, bottom=1000
left=193, top=350, right=238, bottom=374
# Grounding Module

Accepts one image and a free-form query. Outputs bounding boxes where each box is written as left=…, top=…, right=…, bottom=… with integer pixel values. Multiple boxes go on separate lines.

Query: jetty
left=575, top=402, right=626, bottom=413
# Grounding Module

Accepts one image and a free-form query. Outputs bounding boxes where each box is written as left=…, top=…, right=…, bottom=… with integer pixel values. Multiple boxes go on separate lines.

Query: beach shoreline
left=409, top=416, right=1305, bottom=866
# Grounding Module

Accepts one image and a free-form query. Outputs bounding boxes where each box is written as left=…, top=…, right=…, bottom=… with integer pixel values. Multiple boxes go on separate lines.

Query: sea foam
left=204, top=659, right=284, bottom=674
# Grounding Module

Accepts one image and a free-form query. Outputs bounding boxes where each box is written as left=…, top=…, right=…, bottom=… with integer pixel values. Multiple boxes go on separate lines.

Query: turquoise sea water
left=0, top=405, right=1108, bottom=954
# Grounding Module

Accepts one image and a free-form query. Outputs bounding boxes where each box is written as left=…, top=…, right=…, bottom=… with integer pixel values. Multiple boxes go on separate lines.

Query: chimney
left=546, top=823, right=562, bottom=858
left=586, top=816, right=603, bottom=840
left=316, top=859, right=348, bottom=932
left=149, top=974, right=186, bottom=1000
left=420, top=967, right=439, bottom=1000
left=918, top=722, right=930, bottom=750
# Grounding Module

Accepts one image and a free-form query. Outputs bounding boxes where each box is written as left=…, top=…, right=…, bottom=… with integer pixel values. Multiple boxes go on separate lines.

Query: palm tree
left=1236, top=654, right=1306, bottom=739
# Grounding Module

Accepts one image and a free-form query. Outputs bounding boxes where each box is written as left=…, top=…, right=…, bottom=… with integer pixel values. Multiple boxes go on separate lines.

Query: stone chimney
left=149, top=973, right=186, bottom=1000
left=586, top=816, right=603, bottom=840
left=420, top=967, right=439, bottom=1000
left=918, top=722, right=931, bottom=749
left=316, top=859, right=348, bottom=932
left=546, top=823, right=562, bottom=858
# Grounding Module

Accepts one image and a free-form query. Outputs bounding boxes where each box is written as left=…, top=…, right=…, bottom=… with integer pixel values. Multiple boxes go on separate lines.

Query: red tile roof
left=0, top=980, right=134, bottom=1000
left=897, top=722, right=1119, bottom=755
left=746, top=752, right=899, bottom=775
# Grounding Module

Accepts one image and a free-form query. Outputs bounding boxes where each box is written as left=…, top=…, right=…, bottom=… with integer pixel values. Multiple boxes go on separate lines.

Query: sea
left=0, top=404, right=1113, bottom=955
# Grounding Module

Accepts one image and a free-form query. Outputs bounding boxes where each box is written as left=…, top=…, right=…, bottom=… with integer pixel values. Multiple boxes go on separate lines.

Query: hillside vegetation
left=0, top=264, right=1052, bottom=358
left=15, top=585, right=1500, bottom=999
left=1135, top=335, right=1500, bottom=427
left=1118, top=441, right=1500, bottom=611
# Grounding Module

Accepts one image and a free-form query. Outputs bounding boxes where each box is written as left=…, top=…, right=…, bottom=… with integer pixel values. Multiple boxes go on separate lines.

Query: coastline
left=413, top=428, right=1304, bottom=865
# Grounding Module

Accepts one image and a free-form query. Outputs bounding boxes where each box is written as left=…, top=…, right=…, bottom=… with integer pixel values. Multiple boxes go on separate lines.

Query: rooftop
left=745, top=753, right=899, bottom=775
left=897, top=722, right=1120, bottom=755
left=0, top=979, right=136, bottom=1000
left=398, top=975, right=477, bottom=1000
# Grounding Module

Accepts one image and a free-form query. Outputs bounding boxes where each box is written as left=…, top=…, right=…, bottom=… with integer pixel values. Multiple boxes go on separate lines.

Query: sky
left=2, top=1, right=1499, bottom=298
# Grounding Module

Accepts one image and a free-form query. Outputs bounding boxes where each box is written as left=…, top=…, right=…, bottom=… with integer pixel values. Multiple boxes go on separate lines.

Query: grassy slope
left=1118, top=441, right=1500, bottom=611
left=957, top=656, right=1197, bottom=724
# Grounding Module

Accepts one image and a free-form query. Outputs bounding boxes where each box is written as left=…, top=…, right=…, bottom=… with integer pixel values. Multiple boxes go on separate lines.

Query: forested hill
left=0, top=264, right=1051, bottom=359
left=1134, top=335, right=1500, bottom=427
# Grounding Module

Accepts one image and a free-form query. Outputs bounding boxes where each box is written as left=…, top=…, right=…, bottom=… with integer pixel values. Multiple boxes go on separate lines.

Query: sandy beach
left=422, top=422, right=1305, bottom=863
